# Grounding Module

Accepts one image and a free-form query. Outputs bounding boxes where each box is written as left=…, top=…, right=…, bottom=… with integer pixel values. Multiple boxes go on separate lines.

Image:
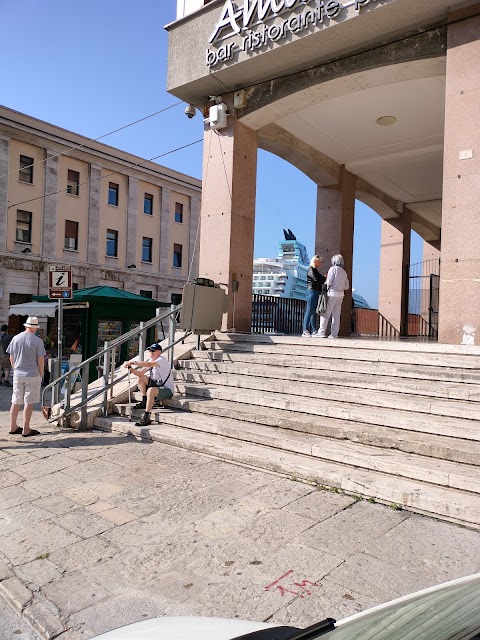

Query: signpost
left=48, top=265, right=73, bottom=402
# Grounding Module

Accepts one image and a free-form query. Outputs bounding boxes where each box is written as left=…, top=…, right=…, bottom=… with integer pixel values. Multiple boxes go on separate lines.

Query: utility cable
left=0, top=101, right=183, bottom=180
left=216, top=131, right=232, bottom=201
left=8, top=138, right=203, bottom=210
left=187, top=130, right=213, bottom=284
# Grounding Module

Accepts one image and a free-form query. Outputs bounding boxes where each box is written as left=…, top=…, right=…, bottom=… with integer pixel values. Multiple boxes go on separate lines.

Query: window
left=142, top=237, right=152, bottom=263
left=140, top=290, right=153, bottom=298
left=19, top=155, right=34, bottom=184
left=174, top=202, right=183, bottom=223
left=173, top=243, right=182, bottom=268
left=108, top=182, right=119, bottom=206
left=64, top=220, right=79, bottom=250
left=67, top=169, right=80, bottom=196
left=106, top=229, right=118, bottom=257
left=72, top=283, right=79, bottom=291
left=16, top=210, right=32, bottom=242
left=144, top=193, right=153, bottom=215
left=171, top=293, right=182, bottom=305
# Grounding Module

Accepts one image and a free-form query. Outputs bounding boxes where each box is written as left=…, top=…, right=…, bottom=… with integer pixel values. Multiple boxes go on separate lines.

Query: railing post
left=102, top=341, right=109, bottom=417
left=139, top=321, right=146, bottom=357
left=155, top=307, right=163, bottom=342
left=110, top=346, right=116, bottom=399
left=65, top=372, right=72, bottom=415
left=80, top=363, right=89, bottom=429
left=169, top=304, right=176, bottom=368
left=53, top=359, right=60, bottom=405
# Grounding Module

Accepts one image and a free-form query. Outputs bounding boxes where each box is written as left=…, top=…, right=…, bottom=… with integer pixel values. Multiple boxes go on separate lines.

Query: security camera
left=185, top=104, right=196, bottom=119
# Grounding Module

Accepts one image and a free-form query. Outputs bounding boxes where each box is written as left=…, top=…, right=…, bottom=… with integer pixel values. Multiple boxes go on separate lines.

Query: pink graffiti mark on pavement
left=265, top=570, right=320, bottom=598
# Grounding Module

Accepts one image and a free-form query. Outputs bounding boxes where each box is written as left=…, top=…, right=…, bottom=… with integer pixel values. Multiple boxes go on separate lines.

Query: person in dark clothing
left=0, top=324, right=14, bottom=386
left=302, top=255, right=326, bottom=337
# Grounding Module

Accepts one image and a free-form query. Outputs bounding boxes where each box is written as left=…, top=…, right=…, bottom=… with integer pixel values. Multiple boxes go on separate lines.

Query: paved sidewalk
left=1, top=383, right=480, bottom=639
left=0, top=591, right=40, bottom=639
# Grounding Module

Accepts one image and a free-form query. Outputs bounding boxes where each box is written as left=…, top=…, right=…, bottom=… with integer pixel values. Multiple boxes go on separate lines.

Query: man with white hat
left=6, top=316, right=46, bottom=437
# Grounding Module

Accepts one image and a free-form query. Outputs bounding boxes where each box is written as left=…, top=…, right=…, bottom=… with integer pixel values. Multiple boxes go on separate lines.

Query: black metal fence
left=408, top=258, right=440, bottom=338
left=252, top=294, right=305, bottom=334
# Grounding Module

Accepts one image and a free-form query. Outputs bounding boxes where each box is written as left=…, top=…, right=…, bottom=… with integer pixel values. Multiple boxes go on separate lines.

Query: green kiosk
left=34, top=286, right=169, bottom=382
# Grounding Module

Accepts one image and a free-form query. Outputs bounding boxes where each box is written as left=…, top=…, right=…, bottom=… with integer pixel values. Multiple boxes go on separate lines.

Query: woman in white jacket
left=317, top=254, right=349, bottom=338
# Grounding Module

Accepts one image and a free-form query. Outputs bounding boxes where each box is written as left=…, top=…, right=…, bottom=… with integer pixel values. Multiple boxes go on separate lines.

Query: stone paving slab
left=1, top=392, right=480, bottom=639
left=0, top=588, right=41, bottom=639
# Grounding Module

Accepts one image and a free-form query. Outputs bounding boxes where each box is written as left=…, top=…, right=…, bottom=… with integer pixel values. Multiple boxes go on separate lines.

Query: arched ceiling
left=244, top=58, right=445, bottom=234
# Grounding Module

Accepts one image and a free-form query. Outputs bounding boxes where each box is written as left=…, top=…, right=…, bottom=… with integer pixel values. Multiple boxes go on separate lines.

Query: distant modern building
left=253, top=230, right=309, bottom=300
left=253, top=230, right=371, bottom=308
left=0, top=106, right=201, bottom=327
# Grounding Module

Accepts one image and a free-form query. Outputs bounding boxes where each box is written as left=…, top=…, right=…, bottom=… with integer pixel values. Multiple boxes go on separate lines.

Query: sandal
left=9, top=427, right=22, bottom=435
left=22, top=429, right=41, bottom=438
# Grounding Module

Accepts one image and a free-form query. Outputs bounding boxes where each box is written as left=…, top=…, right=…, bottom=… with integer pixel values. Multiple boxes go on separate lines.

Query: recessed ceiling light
left=377, top=116, right=397, bottom=126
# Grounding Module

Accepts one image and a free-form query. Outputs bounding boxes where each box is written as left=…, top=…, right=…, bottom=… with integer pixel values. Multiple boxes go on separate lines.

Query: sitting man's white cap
left=24, top=316, right=40, bottom=328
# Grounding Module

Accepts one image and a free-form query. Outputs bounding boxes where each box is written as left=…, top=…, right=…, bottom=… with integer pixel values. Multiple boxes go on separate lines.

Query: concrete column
left=439, top=6, right=480, bottom=344
left=378, top=209, right=412, bottom=335
left=126, top=176, right=138, bottom=267
left=315, top=166, right=355, bottom=336
left=199, top=95, right=258, bottom=332
left=42, top=152, right=59, bottom=258
left=188, top=194, right=201, bottom=281
left=87, top=165, right=102, bottom=265
left=0, top=136, right=9, bottom=253
left=160, top=186, right=171, bottom=276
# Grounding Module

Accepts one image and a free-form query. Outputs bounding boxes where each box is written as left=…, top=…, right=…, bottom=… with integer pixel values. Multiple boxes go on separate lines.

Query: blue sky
left=0, top=0, right=422, bottom=307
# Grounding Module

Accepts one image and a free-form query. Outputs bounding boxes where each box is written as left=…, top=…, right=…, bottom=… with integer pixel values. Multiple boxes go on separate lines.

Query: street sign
left=48, top=265, right=73, bottom=299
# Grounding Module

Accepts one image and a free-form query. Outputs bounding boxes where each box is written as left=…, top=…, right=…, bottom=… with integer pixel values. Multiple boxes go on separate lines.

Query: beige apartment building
left=0, top=105, right=201, bottom=326
left=167, top=0, right=480, bottom=344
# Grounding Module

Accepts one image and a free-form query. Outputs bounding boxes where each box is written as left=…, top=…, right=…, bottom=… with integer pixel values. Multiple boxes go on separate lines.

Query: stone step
left=190, top=349, right=480, bottom=385
left=115, top=403, right=480, bottom=493
left=213, top=332, right=480, bottom=358
left=127, top=390, right=480, bottom=464
left=173, top=370, right=480, bottom=421
left=94, top=413, right=480, bottom=527
left=205, top=340, right=480, bottom=370
left=159, top=395, right=480, bottom=466
left=178, top=358, right=480, bottom=401
left=172, top=382, right=480, bottom=441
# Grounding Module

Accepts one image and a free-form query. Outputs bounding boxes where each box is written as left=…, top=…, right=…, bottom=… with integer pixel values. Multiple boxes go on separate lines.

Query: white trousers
left=319, top=296, right=344, bottom=338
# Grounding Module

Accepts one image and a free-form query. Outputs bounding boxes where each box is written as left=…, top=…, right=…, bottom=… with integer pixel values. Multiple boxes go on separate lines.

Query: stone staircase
left=95, top=333, right=480, bottom=528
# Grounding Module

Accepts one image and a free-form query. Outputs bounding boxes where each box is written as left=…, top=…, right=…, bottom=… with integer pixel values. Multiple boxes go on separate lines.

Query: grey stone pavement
left=1, top=383, right=480, bottom=639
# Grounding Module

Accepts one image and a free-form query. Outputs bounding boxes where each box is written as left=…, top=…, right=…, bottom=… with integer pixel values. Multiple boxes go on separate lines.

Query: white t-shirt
left=147, top=355, right=174, bottom=393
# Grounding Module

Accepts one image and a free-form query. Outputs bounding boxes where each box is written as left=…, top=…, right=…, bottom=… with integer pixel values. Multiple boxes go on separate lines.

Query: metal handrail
left=378, top=311, right=400, bottom=338
left=42, top=304, right=188, bottom=427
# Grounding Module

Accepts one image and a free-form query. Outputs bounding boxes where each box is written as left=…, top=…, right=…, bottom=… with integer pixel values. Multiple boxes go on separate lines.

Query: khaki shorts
left=12, top=376, right=41, bottom=405
left=2, top=353, right=9, bottom=369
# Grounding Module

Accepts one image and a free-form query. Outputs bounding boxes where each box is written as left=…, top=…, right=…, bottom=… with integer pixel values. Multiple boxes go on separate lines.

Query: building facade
left=0, top=106, right=201, bottom=326
left=166, top=0, right=480, bottom=344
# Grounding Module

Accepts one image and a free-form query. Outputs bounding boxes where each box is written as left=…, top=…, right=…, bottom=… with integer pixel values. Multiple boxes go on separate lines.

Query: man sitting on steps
left=123, top=343, right=174, bottom=427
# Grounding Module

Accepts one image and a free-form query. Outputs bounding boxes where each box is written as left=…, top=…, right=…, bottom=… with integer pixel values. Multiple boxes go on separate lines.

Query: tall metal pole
left=55, top=298, right=64, bottom=404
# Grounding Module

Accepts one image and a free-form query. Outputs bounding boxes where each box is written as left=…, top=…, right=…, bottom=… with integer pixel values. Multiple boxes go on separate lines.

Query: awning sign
left=207, top=0, right=380, bottom=67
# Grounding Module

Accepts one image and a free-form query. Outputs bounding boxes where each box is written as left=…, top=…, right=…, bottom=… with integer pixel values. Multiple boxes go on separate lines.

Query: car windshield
left=232, top=574, right=480, bottom=640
